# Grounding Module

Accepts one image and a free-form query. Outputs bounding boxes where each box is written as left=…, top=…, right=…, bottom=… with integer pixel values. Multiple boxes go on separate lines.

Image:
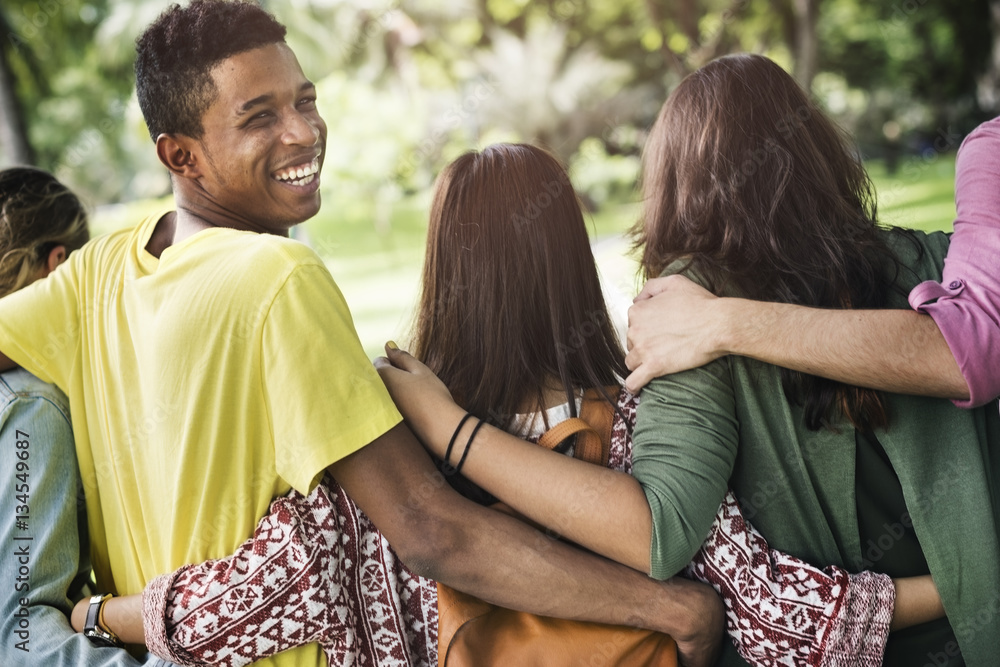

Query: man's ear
left=155, top=133, right=202, bottom=180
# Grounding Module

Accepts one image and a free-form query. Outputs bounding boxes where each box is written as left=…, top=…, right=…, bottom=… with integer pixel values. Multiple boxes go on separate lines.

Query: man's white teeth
left=274, top=158, right=320, bottom=183
left=286, top=173, right=316, bottom=186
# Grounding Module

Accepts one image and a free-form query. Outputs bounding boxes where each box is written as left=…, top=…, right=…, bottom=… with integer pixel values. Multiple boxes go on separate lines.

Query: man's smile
left=272, top=155, right=321, bottom=187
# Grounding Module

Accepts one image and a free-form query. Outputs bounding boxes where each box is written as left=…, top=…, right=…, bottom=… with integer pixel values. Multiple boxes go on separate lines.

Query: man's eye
left=298, top=97, right=317, bottom=109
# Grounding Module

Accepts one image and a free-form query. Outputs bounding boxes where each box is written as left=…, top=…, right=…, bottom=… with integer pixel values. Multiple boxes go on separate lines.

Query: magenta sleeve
left=909, top=116, right=1000, bottom=407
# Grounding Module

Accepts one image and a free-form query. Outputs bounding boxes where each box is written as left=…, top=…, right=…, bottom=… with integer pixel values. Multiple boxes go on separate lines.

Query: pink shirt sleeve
left=909, top=116, right=1000, bottom=407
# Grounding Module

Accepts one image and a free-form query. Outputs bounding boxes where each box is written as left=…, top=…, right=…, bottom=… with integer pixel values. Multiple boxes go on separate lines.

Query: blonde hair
left=0, top=168, right=89, bottom=298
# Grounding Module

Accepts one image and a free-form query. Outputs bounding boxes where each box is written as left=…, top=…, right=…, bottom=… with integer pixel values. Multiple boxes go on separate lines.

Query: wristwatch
left=82, top=593, right=125, bottom=648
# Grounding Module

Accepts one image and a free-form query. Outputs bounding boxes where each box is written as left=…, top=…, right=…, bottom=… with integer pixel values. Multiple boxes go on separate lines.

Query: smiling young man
left=0, top=2, right=721, bottom=666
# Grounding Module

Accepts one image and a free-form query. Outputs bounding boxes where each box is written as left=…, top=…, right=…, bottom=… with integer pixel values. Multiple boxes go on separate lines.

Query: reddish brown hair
left=632, top=54, right=910, bottom=431
left=412, top=143, right=626, bottom=429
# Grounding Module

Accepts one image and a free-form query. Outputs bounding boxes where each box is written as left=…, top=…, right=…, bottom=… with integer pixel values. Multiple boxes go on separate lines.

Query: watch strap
left=83, top=593, right=124, bottom=648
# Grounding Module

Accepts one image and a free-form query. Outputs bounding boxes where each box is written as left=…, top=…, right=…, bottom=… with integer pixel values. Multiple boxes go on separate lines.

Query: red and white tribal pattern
left=617, top=388, right=894, bottom=667
left=143, top=388, right=894, bottom=667
left=684, top=487, right=894, bottom=666
left=143, top=476, right=438, bottom=667
left=608, top=389, right=637, bottom=475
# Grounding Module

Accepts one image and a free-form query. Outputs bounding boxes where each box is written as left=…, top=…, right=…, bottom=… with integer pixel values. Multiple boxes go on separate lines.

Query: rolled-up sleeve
left=632, top=357, right=738, bottom=579
left=909, top=116, right=1000, bottom=407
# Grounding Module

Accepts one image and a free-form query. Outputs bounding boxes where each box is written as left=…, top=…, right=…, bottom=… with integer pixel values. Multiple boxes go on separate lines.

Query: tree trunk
left=0, top=40, right=35, bottom=167
left=645, top=0, right=689, bottom=78
left=978, top=0, right=1000, bottom=111
left=791, top=0, right=820, bottom=92
left=677, top=0, right=701, bottom=49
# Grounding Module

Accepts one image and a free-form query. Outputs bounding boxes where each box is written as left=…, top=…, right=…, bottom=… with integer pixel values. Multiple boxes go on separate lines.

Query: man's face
left=194, top=43, right=327, bottom=234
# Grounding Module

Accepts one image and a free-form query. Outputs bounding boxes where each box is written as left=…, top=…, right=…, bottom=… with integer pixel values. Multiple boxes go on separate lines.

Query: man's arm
left=330, top=422, right=725, bottom=667
left=909, top=117, right=1000, bottom=407
left=372, top=347, right=653, bottom=573
left=624, top=274, right=968, bottom=399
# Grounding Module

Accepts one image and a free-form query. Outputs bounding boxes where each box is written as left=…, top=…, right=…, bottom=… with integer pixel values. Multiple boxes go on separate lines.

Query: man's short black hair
left=134, top=0, right=287, bottom=140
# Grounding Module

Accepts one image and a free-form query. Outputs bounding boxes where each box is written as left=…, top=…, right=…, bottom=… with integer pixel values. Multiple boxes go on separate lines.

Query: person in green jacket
left=625, top=53, right=999, bottom=666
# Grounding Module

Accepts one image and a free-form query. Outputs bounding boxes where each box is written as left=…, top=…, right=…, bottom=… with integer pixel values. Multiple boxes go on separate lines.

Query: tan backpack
left=436, top=388, right=678, bottom=666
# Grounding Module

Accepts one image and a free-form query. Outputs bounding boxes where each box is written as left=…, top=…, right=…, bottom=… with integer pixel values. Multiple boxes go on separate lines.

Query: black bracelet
left=444, top=412, right=474, bottom=469
left=454, top=418, right=486, bottom=474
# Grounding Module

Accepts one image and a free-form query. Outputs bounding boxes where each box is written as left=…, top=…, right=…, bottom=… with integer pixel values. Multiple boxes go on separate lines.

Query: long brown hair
left=632, top=54, right=907, bottom=431
left=412, top=143, right=626, bottom=429
left=0, top=167, right=89, bottom=299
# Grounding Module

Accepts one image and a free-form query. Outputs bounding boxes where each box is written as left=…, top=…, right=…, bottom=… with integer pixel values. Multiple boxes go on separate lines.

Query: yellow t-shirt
left=0, top=213, right=402, bottom=667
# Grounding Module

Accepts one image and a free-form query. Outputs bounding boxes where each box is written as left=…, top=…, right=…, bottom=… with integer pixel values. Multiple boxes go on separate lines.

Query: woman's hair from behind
left=411, top=143, right=626, bottom=430
left=633, top=53, right=902, bottom=431
left=0, top=168, right=89, bottom=299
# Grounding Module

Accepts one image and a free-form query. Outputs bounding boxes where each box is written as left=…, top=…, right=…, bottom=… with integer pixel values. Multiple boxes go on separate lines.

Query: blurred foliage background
left=0, top=0, right=994, bottom=351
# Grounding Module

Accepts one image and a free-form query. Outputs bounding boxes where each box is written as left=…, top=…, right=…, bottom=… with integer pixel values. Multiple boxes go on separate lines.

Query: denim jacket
left=0, top=368, right=171, bottom=666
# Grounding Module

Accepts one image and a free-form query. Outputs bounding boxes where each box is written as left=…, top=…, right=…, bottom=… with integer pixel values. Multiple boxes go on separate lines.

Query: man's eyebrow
left=237, top=82, right=316, bottom=115
left=239, top=94, right=274, bottom=114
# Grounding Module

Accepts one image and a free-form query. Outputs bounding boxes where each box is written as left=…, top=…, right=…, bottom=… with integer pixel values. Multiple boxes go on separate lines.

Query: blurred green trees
left=0, top=0, right=996, bottom=209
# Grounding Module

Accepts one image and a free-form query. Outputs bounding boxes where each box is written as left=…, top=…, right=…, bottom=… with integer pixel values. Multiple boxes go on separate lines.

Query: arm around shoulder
left=329, top=421, right=726, bottom=663
left=626, top=275, right=968, bottom=400
left=720, top=300, right=968, bottom=400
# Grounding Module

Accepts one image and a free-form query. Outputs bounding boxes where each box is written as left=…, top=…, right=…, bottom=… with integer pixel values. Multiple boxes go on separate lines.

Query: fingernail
left=386, top=340, right=399, bottom=350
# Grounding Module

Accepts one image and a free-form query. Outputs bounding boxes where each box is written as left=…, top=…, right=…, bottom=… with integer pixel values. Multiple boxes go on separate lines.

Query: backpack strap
left=577, top=388, right=616, bottom=466
left=535, top=387, right=619, bottom=468
left=538, top=417, right=600, bottom=460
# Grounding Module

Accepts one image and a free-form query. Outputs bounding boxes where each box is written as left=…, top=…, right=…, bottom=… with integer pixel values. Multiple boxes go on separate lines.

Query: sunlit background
left=2, top=0, right=996, bottom=354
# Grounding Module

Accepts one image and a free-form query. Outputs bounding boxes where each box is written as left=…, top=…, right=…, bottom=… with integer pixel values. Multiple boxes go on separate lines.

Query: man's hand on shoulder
left=625, top=275, right=730, bottom=393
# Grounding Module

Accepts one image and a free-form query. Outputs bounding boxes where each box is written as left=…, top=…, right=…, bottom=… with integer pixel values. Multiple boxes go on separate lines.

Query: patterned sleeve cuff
left=685, top=491, right=895, bottom=667
left=143, top=570, right=197, bottom=666
left=818, top=571, right=894, bottom=667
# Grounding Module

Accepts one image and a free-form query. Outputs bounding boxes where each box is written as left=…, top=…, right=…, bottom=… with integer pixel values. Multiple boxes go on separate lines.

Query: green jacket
left=632, top=229, right=1000, bottom=666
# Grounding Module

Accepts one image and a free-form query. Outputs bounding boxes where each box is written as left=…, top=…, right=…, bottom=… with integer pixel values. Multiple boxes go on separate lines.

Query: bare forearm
left=720, top=300, right=968, bottom=400
left=427, top=496, right=720, bottom=659
left=890, top=575, right=945, bottom=631
left=71, top=594, right=146, bottom=645
left=432, top=405, right=652, bottom=573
